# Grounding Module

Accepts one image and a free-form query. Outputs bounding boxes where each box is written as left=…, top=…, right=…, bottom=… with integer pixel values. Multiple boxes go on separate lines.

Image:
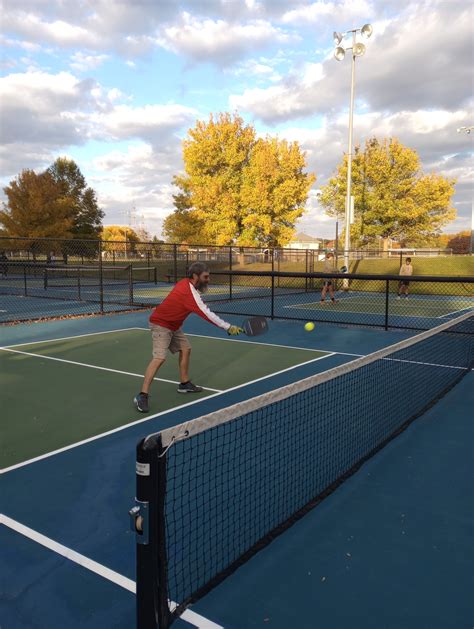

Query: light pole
left=334, top=24, right=373, bottom=278
left=457, top=126, right=474, bottom=254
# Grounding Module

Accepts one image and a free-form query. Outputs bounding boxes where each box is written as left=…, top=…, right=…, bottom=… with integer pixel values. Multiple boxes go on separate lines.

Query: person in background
left=320, top=252, right=337, bottom=304
left=397, top=257, right=413, bottom=299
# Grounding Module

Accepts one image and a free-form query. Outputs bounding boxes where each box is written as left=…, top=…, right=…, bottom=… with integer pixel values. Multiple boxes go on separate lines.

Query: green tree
left=320, top=137, right=456, bottom=247
left=169, top=113, right=315, bottom=246
left=47, top=158, right=104, bottom=240
left=1, top=169, right=73, bottom=241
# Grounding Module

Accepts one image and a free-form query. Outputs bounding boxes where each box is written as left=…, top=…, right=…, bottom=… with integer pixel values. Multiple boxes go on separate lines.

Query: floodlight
left=353, top=42, right=366, bottom=57
left=334, top=46, right=345, bottom=61
left=333, top=31, right=343, bottom=45
left=361, top=23, right=373, bottom=38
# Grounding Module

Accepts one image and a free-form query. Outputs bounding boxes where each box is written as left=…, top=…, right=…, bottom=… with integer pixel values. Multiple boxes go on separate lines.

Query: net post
left=99, top=240, right=104, bottom=313
left=134, top=436, right=171, bottom=629
left=384, top=279, right=389, bottom=330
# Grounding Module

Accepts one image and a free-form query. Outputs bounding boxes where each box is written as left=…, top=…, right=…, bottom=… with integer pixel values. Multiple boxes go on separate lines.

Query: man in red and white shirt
left=134, top=262, right=242, bottom=412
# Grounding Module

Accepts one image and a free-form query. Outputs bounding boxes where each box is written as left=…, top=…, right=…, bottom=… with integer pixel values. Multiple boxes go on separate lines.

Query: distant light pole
left=457, top=125, right=474, bottom=254
left=334, top=23, right=373, bottom=276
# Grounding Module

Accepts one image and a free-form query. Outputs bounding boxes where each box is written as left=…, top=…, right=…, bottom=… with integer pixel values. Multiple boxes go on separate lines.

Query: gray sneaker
left=134, top=392, right=149, bottom=412
left=177, top=381, right=203, bottom=394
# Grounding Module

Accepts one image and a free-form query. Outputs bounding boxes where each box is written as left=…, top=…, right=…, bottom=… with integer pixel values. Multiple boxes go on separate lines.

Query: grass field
left=249, top=255, right=474, bottom=276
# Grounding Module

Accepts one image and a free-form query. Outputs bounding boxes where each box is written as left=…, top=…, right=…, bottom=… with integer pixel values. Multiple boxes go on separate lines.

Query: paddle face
left=242, top=316, right=268, bottom=337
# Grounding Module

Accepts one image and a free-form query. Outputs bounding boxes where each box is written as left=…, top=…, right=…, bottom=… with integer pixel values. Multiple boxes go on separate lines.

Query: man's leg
left=173, top=331, right=203, bottom=393
left=320, top=283, right=327, bottom=302
left=178, top=348, right=191, bottom=384
left=141, top=358, right=166, bottom=394
left=135, top=325, right=171, bottom=412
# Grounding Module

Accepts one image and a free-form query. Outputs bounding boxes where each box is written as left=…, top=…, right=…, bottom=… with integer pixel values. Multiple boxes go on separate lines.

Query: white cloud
left=91, top=142, right=182, bottom=236
left=89, top=103, right=198, bottom=143
left=282, top=0, right=375, bottom=25
left=70, top=52, right=109, bottom=72
left=230, top=2, right=472, bottom=123
left=2, top=10, right=99, bottom=48
left=231, top=58, right=282, bottom=82
left=157, top=13, right=294, bottom=64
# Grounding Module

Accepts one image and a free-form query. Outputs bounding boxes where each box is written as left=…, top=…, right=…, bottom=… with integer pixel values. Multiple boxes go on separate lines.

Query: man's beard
left=197, top=281, right=208, bottom=293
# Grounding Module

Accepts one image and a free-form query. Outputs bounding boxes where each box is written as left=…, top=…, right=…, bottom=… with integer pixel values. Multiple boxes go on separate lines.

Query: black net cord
left=136, top=436, right=171, bottom=629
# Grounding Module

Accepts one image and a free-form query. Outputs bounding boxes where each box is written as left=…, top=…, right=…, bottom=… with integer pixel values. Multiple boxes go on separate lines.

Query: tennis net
left=132, top=311, right=473, bottom=628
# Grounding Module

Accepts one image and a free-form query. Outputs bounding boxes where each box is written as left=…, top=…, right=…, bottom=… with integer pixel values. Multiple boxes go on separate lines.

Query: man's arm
left=188, top=283, right=231, bottom=330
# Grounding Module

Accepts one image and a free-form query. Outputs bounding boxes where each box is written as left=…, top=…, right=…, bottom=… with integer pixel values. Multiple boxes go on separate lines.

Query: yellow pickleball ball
left=304, top=322, right=315, bottom=332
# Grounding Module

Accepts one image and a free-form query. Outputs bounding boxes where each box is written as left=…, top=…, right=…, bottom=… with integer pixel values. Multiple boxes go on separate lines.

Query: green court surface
left=287, top=294, right=473, bottom=317
left=0, top=329, right=328, bottom=469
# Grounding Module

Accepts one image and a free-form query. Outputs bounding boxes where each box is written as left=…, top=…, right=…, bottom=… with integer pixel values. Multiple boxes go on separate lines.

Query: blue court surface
left=0, top=310, right=472, bottom=629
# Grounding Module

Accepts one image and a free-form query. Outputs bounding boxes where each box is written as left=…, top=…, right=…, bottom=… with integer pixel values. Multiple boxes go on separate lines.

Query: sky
left=1, top=0, right=472, bottom=240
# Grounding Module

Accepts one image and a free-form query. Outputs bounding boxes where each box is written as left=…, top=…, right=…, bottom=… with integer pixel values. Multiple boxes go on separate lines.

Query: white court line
left=1, top=351, right=338, bottom=474
left=1, top=326, right=140, bottom=349
left=382, top=357, right=467, bottom=370
left=281, top=301, right=443, bottom=320
left=134, top=326, right=362, bottom=357
left=0, top=514, right=222, bottom=629
left=0, top=347, right=222, bottom=393
left=437, top=306, right=474, bottom=319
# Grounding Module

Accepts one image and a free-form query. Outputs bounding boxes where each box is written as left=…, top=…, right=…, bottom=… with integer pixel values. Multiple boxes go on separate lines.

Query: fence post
left=305, top=249, right=308, bottom=292
left=384, top=279, right=389, bottom=330
left=129, top=264, right=134, bottom=306
left=173, top=244, right=178, bottom=284
left=99, top=240, right=104, bottom=313
left=271, top=273, right=275, bottom=320
left=229, top=247, right=233, bottom=300
left=24, top=265, right=28, bottom=296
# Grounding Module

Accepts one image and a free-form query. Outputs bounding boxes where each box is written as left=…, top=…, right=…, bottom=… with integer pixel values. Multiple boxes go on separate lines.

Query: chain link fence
left=1, top=236, right=472, bottom=329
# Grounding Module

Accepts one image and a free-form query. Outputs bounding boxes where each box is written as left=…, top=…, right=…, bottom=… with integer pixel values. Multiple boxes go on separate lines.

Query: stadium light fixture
left=333, top=24, right=373, bottom=282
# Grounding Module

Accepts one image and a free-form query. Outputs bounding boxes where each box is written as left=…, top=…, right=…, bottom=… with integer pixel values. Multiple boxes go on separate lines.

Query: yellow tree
left=170, top=113, right=315, bottom=246
left=101, top=225, right=140, bottom=255
left=320, top=137, right=456, bottom=246
left=173, top=113, right=256, bottom=245
left=240, top=137, right=315, bottom=246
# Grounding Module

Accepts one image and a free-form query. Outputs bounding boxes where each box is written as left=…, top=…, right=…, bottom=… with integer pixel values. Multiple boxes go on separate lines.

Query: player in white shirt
left=397, top=257, right=413, bottom=299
